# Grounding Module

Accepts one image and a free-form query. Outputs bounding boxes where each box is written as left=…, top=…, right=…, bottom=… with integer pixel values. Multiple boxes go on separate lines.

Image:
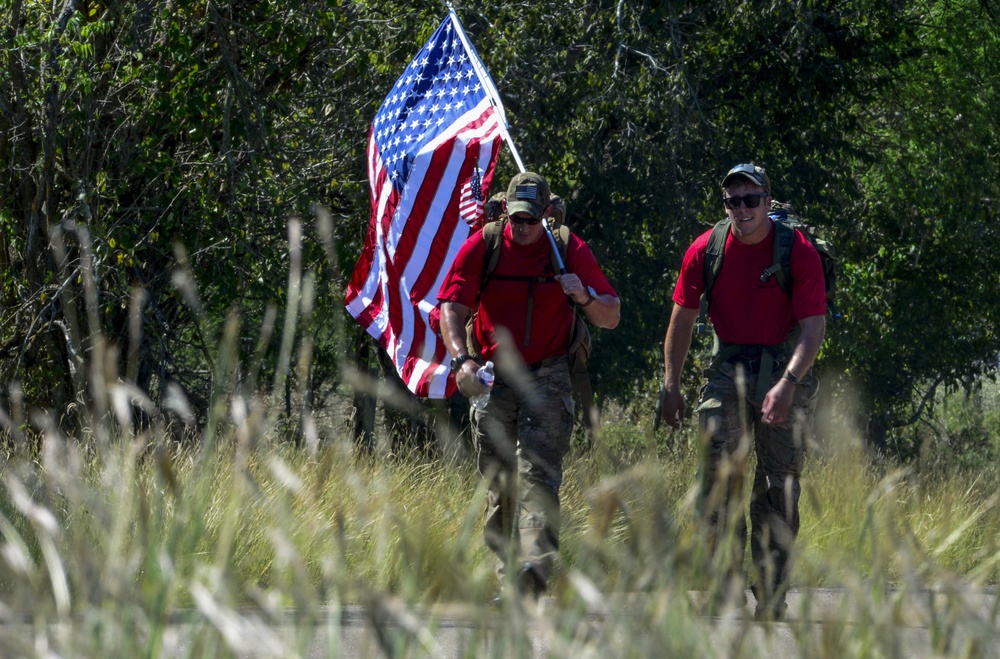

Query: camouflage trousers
left=470, top=356, right=574, bottom=588
left=695, top=359, right=819, bottom=609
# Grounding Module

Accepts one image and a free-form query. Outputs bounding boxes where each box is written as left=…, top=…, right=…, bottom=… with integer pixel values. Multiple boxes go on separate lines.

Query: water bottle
left=470, top=361, right=495, bottom=410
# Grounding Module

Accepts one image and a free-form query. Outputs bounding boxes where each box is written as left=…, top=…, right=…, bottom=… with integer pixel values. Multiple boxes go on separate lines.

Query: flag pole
left=448, top=5, right=526, bottom=174
left=448, top=6, right=565, bottom=275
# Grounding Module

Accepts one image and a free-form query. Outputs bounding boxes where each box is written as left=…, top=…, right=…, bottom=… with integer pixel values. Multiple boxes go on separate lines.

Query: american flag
left=458, top=167, right=485, bottom=225
left=345, top=14, right=506, bottom=398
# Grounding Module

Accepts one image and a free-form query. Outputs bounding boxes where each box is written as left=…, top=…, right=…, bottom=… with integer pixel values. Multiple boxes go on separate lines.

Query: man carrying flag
left=345, top=12, right=506, bottom=398
left=438, top=172, right=620, bottom=600
left=345, top=9, right=621, bottom=602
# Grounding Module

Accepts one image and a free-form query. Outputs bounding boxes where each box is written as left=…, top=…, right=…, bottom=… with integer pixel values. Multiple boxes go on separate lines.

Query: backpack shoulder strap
left=703, top=218, right=731, bottom=305
left=549, top=223, right=571, bottom=275
left=555, top=223, right=599, bottom=444
left=553, top=223, right=570, bottom=246
left=697, top=218, right=730, bottom=333
left=480, top=219, right=506, bottom=284
left=764, top=217, right=796, bottom=296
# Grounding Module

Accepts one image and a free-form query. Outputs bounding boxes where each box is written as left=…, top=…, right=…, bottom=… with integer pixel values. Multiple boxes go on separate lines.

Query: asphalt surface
left=172, top=587, right=1000, bottom=657
left=2, top=588, right=997, bottom=657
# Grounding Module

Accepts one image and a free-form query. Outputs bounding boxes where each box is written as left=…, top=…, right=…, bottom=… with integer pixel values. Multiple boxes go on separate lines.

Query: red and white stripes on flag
left=344, top=14, right=505, bottom=398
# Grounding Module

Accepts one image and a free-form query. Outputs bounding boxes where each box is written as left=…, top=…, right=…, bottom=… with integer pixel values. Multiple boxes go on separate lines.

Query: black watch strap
left=450, top=354, right=474, bottom=372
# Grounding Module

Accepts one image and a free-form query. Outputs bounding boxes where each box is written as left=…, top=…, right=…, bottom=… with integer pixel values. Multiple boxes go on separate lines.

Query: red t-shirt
left=673, top=220, right=825, bottom=345
left=438, top=223, right=617, bottom=364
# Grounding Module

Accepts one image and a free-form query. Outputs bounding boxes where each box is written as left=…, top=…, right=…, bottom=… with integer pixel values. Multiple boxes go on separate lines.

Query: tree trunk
left=865, top=412, right=888, bottom=456
left=351, top=331, right=376, bottom=454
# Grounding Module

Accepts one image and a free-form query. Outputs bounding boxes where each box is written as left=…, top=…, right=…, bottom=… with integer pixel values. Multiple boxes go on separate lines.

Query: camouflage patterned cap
left=506, top=172, right=551, bottom=218
left=721, top=163, right=771, bottom=195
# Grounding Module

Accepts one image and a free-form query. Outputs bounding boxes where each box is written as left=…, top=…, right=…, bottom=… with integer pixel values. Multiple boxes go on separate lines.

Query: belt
left=525, top=354, right=569, bottom=371
left=727, top=344, right=767, bottom=359
left=712, top=341, right=787, bottom=404
left=726, top=354, right=763, bottom=374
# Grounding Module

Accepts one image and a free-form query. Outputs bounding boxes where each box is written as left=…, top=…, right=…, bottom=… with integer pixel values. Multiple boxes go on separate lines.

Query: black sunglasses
left=723, top=193, right=768, bottom=210
left=510, top=214, right=542, bottom=225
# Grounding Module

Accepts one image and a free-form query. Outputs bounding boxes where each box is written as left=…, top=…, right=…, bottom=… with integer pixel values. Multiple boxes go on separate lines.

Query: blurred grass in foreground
left=1, top=216, right=999, bottom=656
left=0, top=399, right=999, bottom=656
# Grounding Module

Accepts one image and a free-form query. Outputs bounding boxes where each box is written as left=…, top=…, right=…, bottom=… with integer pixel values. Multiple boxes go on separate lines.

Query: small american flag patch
left=514, top=184, right=539, bottom=201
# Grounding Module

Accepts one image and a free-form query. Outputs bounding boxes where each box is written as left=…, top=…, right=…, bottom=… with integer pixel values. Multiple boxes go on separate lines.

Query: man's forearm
left=440, top=302, right=472, bottom=358
left=664, top=330, right=691, bottom=388
left=579, top=293, right=620, bottom=329
left=784, top=315, right=826, bottom=379
left=664, top=304, right=698, bottom=388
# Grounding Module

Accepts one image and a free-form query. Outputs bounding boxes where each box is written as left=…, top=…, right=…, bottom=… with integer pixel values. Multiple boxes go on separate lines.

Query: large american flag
left=345, top=13, right=506, bottom=398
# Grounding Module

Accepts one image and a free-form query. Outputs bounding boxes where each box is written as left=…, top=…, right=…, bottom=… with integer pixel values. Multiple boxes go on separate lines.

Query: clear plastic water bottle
left=470, top=361, right=495, bottom=410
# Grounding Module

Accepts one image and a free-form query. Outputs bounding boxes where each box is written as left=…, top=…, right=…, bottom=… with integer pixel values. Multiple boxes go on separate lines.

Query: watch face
left=451, top=356, right=467, bottom=372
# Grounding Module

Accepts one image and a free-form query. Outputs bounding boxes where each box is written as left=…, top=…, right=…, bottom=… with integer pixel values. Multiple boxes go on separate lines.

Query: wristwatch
left=450, top=354, right=474, bottom=372
left=782, top=370, right=802, bottom=385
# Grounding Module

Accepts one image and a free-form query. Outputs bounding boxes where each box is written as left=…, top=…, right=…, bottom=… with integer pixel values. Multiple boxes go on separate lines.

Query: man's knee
left=752, top=474, right=800, bottom=533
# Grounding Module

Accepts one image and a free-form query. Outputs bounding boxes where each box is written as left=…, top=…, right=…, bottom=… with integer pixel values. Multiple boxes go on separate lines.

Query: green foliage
left=0, top=0, right=402, bottom=417
left=1, top=0, right=999, bottom=457
left=831, top=0, right=1000, bottom=444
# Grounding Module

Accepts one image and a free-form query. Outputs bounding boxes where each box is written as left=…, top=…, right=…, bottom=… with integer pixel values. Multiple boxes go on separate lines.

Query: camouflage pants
left=470, top=356, right=575, bottom=588
left=695, top=359, right=819, bottom=607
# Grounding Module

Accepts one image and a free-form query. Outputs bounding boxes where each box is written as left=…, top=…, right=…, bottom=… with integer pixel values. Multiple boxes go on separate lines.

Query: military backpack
left=468, top=194, right=597, bottom=431
left=702, top=200, right=838, bottom=321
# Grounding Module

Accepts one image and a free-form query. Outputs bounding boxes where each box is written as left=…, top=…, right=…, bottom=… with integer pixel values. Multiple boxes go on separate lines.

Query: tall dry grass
left=2, top=216, right=999, bottom=656
left=2, top=397, right=999, bottom=656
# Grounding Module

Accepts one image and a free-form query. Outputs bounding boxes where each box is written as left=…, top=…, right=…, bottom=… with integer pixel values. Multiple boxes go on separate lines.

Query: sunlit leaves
left=1, top=0, right=998, bottom=446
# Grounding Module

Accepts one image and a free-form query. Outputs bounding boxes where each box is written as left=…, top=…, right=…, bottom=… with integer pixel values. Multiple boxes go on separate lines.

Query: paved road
left=169, top=587, right=999, bottom=658
left=3, top=588, right=997, bottom=657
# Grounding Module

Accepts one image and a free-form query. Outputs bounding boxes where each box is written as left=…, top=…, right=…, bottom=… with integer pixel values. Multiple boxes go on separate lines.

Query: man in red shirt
left=660, top=163, right=826, bottom=620
left=438, top=172, right=620, bottom=600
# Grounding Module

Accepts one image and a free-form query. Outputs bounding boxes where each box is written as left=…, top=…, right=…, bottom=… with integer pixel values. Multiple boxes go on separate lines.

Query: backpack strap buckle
left=760, top=263, right=783, bottom=283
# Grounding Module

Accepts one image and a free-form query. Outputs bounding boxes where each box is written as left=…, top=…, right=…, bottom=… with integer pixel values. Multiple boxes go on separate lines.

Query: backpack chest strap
left=478, top=217, right=570, bottom=349
left=487, top=274, right=557, bottom=284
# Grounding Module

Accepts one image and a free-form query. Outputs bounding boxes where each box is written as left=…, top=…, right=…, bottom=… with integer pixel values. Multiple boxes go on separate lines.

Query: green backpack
left=686, top=202, right=837, bottom=412
left=702, top=201, right=839, bottom=322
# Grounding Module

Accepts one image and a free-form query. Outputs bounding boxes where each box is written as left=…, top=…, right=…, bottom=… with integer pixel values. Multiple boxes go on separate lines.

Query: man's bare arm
left=660, top=304, right=699, bottom=428
left=784, top=315, right=826, bottom=380
left=439, top=301, right=485, bottom=397
left=760, top=314, right=826, bottom=425
left=555, top=273, right=620, bottom=329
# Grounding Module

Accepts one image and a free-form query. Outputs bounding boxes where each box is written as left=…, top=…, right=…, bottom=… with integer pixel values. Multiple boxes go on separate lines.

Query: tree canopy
left=2, top=0, right=998, bottom=454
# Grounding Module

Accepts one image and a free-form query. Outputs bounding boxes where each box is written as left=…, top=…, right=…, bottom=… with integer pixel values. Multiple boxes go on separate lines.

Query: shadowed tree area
left=1, top=0, right=998, bottom=456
